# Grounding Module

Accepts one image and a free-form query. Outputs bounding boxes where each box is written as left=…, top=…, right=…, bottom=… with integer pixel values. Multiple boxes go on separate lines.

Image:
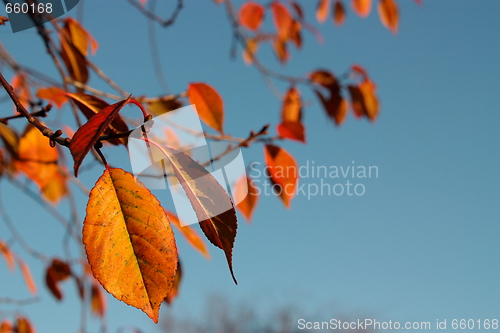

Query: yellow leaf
left=187, top=83, right=225, bottom=133
left=83, top=167, right=178, bottom=323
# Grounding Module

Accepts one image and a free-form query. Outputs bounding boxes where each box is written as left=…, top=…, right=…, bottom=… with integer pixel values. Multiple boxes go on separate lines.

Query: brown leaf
left=316, top=0, right=331, bottom=23
left=242, top=38, right=259, bottom=65
left=290, top=1, right=304, bottom=19
left=0, top=16, right=9, bottom=25
left=378, top=0, right=399, bottom=34
left=166, top=210, right=210, bottom=259
left=310, top=70, right=348, bottom=125
left=277, top=87, right=305, bottom=142
left=146, top=98, right=183, bottom=116
left=333, top=0, right=346, bottom=26
left=239, top=1, right=265, bottom=31
left=352, top=0, right=372, bottom=17
left=83, top=167, right=178, bottom=323
left=91, top=281, right=107, bottom=317
left=348, top=79, right=379, bottom=121
left=187, top=83, right=224, bottom=133
left=264, top=145, right=298, bottom=208
left=164, top=260, right=182, bottom=304
left=15, top=317, right=34, bottom=333
left=289, top=20, right=302, bottom=49
left=273, top=38, right=289, bottom=63
left=234, top=175, right=259, bottom=222
left=45, top=259, right=71, bottom=300
left=0, top=239, right=15, bottom=271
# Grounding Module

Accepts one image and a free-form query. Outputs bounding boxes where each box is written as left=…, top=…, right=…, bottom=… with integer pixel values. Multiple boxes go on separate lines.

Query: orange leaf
left=281, top=87, right=301, bottom=122
left=60, top=32, right=89, bottom=84
left=348, top=79, right=379, bottom=121
left=213, top=0, right=225, bottom=3
left=63, top=18, right=98, bottom=56
left=41, top=170, right=68, bottom=204
left=91, top=281, right=107, bottom=317
left=270, top=1, right=293, bottom=40
left=264, top=145, right=298, bottom=208
left=239, top=1, right=265, bottom=31
left=83, top=167, right=178, bottom=323
left=277, top=122, right=305, bottom=143
left=310, top=70, right=348, bottom=125
left=333, top=0, right=346, bottom=26
left=187, top=83, right=224, bottom=133
left=146, top=98, right=183, bottom=116
left=166, top=210, right=210, bottom=259
left=352, top=0, right=372, bottom=17
left=15, top=317, right=34, bottom=333
left=143, top=142, right=237, bottom=284
left=69, top=98, right=132, bottom=176
left=0, top=240, right=15, bottom=271
left=378, top=0, right=399, bottom=34
left=45, top=259, right=71, bottom=300
left=289, top=20, right=302, bottom=49
left=65, top=93, right=129, bottom=146
left=11, top=73, right=31, bottom=111
left=351, top=64, right=369, bottom=80
left=273, top=38, right=289, bottom=63
left=290, top=1, right=304, bottom=19
left=242, top=38, right=259, bottom=65
left=234, top=175, right=259, bottom=222
left=164, top=260, right=182, bottom=304
left=15, top=125, right=68, bottom=202
left=36, top=87, right=67, bottom=108
left=0, top=123, right=19, bottom=157
left=316, top=0, right=331, bottom=23
left=0, top=320, right=13, bottom=333
left=18, top=258, right=37, bottom=294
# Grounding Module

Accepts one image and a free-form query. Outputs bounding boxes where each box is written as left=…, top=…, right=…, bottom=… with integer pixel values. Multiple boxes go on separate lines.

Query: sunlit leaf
left=264, top=145, right=298, bottom=208
left=91, top=281, right=107, bottom=317
left=333, top=0, right=346, bottom=26
left=378, top=0, right=399, bottom=34
left=310, top=70, right=348, bottom=125
left=277, top=122, right=305, bottom=143
left=348, top=79, right=379, bottom=121
left=11, top=72, right=31, bottom=111
left=290, top=1, right=303, bottom=19
left=83, top=167, right=178, bottom=323
left=352, top=0, right=372, bottom=17
left=273, top=38, right=289, bottom=63
left=0, top=320, right=12, bottom=333
left=36, top=87, right=67, bottom=108
left=239, top=1, right=265, bottom=31
left=0, top=239, right=15, bottom=271
left=60, top=32, right=89, bottom=84
left=15, top=317, right=34, bottom=333
left=69, top=98, right=132, bottom=176
left=164, top=260, right=182, bottom=305
left=166, top=210, right=210, bottom=259
left=63, top=17, right=98, bottom=56
left=45, top=259, right=71, bottom=301
left=277, top=87, right=305, bottom=142
left=146, top=98, right=182, bottom=116
left=18, top=258, right=37, bottom=295
left=270, top=1, right=293, bottom=39
left=316, top=0, right=330, bottom=23
left=289, top=20, right=302, bottom=49
left=41, top=169, right=68, bottom=204
left=187, top=83, right=224, bottom=133
left=0, top=123, right=19, bottom=157
left=234, top=175, right=259, bottom=222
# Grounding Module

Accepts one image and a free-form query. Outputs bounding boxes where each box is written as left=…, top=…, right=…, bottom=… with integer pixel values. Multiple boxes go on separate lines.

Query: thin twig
left=128, top=0, right=183, bottom=27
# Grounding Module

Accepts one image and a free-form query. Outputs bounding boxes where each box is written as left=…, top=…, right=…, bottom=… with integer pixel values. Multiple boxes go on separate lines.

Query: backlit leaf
left=310, top=70, right=348, bottom=125
left=166, top=210, right=210, bottom=259
left=18, top=258, right=37, bottom=294
left=41, top=169, right=68, bottom=204
left=277, top=122, right=305, bottom=143
left=91, top=281, right=107, bottom=317
left=264, top=145, right=298, bottom=208
left=348, top=79, right=379, bottom=121
left=187, top=83, right=224, bottom=133
left=378, top=0, right=399, bottom=34
left=333, top=0, right=346, bottom=26
left=11, top=73, right=30, bottom=111
left=234, top=175, right=259, bottom=222
left=270, top=1, right=293, bottom=39
left=0, top=239, right=15, bottom=271
left=69, top=98, right=131, bottom=176
left=0, top=320, right=12, bottom=333
left=0, top=123, right=19, bottom=157
left=239, top=2, right=265, bottom=31
left=316, top=0, right=330, bottom=23
left=242, top=38, right=259, bottom=65
left=277, top=87, right=305, bottom=142
left=146, top=98, right=182, bottom=116
left=45, top=259, right=71, bottom=300
left=273, top=39, right=289, bottom=63
left=63, top=18, right=98, bottom=56
left=60, top=32, right=89, bottom=84
left=164, top=260, right=182, bottom=304
left=36, top=87, right=67, bottom=108
left=15, top=317, right=34, bottom=333
left=83, top=167, right=178, bottom=323
left=352, top=0, right=372, bottom=17
left=289, top=20, right=302, bottom=49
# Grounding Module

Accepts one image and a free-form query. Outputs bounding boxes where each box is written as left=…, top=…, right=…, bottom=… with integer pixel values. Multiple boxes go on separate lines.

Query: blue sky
left=0, top=1, right=499, bottom=332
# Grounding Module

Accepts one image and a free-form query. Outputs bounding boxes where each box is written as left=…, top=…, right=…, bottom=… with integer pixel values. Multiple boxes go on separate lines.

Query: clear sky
left=0, top=1, right=499, bottom=332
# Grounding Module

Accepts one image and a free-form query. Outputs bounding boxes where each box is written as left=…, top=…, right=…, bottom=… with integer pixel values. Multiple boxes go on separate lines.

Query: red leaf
left=45, top=259, right=71, bottom=301
left=239, top=1, right=265, bottom=31
left=277, top=122, right=305, bottom=143
left=333, top=0, right=346, bottom=26
left=270, top=1, right=293, bottom=40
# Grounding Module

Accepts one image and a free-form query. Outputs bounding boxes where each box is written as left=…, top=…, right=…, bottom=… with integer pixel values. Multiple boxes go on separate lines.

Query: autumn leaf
left=0, top=320, right=12, bottom=333
left=290, top=1, right=304, bottom=19
left=348, top=79, right=379, bottom=121
left=239, top=1, right=265, bottom=31
left=187, top=83, right=224, bottom=133
left=273, top=39, right=289, bottom=63
left=316, top=0, right=331, bottom=23
left=166, top=210, right=210, bottom=259
left=234, top=175, right=259, bottom=222
left=18, top=258, right=37, bottom=295
left=277, top=87, right=305, bottom=142
left=352, top=0, right=372, bottom=17
left=91, top=281, right=107, bottom=317
left=0, top=15, right=9, bottom=25
left=15, top=317, right=34, bottom=333
left=270, top=1, right=293, bottom=40
left=60, top=32, right=89, bottom=84
left=146, top=98, right=182, bottom=116
left=11, top=72, right=31, bottom=111
left=141, top=141, right=237, bottom=283
left=0, top=123, right=19, bottom=157
left=310, top=70, right=348, bottom=125
left=36, top=87, right=67, bottom=108
left=42, top=170, right=69, bottom=204
left=0, top=239, right=15, bottom=271
left=333, top=0, right=346, bottom=26
left=63, top=18, right=98, bottom=56
left=264, top=145, right=298, bottom=208
left=45, top=259, right=71, bottom=300
left=378, top=0, right=399, bottom=34
left=242, top=38, right=259, bottom=65
left=69, top=98, right=132, bottom=176
left=83, top=167, right=178, bottom=323
left=164, top=260, right=182, bottom=304
left=277, top=122, right=305, bottom=143
left=289, top=20, right=302, bottom=49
